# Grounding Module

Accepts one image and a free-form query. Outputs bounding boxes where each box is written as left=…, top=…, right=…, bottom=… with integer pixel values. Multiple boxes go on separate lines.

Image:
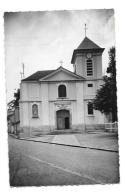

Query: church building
left=19, top=35, right=106, bottom=138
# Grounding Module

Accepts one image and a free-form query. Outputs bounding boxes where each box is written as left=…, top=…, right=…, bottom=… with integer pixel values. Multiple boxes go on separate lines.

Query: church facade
left=19, top=36, right=106, bottom=137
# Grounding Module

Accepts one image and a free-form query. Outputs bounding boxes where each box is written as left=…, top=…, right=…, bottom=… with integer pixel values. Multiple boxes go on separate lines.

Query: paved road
left=8, top=136, right=119, bottom=186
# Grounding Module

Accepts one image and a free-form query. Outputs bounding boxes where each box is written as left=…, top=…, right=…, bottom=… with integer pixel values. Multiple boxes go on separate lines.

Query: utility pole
left=22, top=63, right=25, bottom=78
left=20, top=63, right=25, bottom=80
left=84, top=24, right=88, bottom=37
left=20, top=72, right=23, bottom=80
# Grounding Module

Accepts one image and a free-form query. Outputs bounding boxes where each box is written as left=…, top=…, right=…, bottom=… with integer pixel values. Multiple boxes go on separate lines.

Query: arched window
left=87, top=102, right=94, bottom=115
left=58, top=84, right=66, bottom=98
left=86, top=59, right=93, bottom=76
left=32, top=104, right=38, bottom=118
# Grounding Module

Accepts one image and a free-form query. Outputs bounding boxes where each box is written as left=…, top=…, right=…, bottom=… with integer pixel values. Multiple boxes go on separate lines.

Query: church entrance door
left=57, top=110, right=70, bottom=130
left=65, top=117, right=69, bottom=129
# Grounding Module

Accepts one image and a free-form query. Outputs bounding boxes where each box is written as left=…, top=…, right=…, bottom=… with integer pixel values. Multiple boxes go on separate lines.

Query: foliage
left=14, top=89, right=20, bottom=107
left=8, top=89, right=20, bottom=111
left=93, top=47, right=117, bottom=122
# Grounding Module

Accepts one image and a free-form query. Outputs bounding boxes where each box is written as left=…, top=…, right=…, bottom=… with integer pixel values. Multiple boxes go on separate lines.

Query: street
left=8, top=136, right=119, bottom=186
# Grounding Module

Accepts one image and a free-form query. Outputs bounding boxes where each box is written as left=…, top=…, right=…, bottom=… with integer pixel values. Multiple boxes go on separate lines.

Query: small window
left=88, top=83, right=93, bottom=87
left=86, top=59, right=93, bottom=76
left=58, top=85, right=66, bottom=98
left=88, top=102, right=94, bottom=115
left=32, top=104, right=38, bottom=118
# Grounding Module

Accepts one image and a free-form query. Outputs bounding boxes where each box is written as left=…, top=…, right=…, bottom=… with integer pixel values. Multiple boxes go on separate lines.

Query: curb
left=9, top=133, right=19, bottom=139
left=19, top=137, right=118, bottom=153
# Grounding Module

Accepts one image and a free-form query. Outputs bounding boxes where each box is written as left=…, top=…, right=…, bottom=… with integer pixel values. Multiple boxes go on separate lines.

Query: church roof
left=22, top=70, right=55, bottom=81
left=22, top=66, right=85, bottom=82
left=77, top=36, right=101, bottom=50
left=71, top=36, right=105, bottom=64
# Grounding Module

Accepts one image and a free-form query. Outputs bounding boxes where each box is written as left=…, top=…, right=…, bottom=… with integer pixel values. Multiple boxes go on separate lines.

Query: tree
left=8, top=89, right=20, bottom=111
left=93, top=47, right=117, bottom=122
left=14, top=88, right=20, bottom=107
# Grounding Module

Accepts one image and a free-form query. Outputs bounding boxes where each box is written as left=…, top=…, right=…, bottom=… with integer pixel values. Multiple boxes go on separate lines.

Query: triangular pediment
left=39, top=67, right=84, bottom=81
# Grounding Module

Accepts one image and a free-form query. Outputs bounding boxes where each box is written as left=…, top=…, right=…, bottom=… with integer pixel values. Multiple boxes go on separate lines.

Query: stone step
left=48, top=129, right=82, bottom=135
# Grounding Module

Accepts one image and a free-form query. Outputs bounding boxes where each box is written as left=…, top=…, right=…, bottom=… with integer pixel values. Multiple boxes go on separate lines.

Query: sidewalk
left=19, top=132, right=119, bottom=152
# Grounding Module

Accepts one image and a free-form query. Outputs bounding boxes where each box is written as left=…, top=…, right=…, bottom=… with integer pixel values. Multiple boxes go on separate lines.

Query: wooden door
left=56, top=110, right=70, bottom=130
left=65, top=117, right=69, bottom=129
left=57, top=117, right=64, bottom=129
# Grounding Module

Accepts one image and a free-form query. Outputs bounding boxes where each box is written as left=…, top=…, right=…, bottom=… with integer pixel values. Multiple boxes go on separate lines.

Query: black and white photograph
left=4, top=9, right=119, bottom=187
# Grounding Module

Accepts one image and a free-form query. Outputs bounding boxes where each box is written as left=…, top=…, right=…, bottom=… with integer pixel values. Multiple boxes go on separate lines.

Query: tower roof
left=77, top=36, right=101, bottom=50
left=71, top=36, right=105, bottom=64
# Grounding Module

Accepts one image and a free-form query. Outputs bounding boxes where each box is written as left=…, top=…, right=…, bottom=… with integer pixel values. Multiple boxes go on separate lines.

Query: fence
left=105, top=121, right=118, bottom=133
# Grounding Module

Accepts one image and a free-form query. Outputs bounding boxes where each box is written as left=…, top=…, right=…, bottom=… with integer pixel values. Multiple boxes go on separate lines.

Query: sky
left=4, top=9, right=115, bottom=102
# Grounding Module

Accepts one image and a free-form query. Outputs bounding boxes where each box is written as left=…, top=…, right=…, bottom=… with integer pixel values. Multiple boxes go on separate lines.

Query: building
left=7, top=107, right=20, bottom=134
left=19, top=36, right=106, bottom=138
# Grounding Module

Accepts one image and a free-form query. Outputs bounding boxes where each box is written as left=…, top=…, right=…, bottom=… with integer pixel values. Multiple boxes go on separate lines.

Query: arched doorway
left=56, top=110, right=70, bottom=130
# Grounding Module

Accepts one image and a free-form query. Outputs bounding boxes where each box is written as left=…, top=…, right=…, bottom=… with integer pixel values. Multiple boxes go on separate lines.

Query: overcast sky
left=4, top=9, right=115, bottom=102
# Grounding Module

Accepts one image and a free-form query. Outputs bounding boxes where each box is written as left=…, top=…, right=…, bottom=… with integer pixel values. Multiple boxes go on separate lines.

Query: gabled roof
left=22, top=66, right=85, bottom=82
left=40, top=66, right=85, bottom=81
left=22, top=70, right=55, bottom=81
left=77, top=36, right=101, bottom=50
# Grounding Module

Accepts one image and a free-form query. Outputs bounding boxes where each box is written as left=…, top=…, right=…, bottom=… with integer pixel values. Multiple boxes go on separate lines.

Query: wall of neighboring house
left=8, top=112, right=15, bottom=133
left=8, top=107, right=20, bottom=134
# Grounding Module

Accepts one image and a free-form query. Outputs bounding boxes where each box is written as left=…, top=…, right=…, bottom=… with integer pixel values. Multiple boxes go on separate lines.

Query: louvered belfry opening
left=86, top=59, right=93, bottom=76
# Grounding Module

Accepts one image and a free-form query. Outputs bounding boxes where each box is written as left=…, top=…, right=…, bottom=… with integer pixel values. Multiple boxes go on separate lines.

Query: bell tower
left=71, top=35, right=105, bottom=79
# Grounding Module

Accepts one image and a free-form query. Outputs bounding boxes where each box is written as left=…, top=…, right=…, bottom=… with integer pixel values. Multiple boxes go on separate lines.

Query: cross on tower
left=59, top=60, right=63, bottom=67
left=84, top=23, right=88, bottom=37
